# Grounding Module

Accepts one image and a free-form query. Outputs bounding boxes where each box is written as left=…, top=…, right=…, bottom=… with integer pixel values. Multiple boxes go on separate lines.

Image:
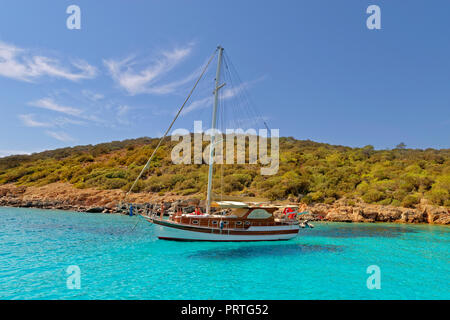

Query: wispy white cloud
left=115, top=105, right=134, bottom=125
left=223, top=75, right=267, bottom=99
left=0, top=41, right=97, bottom=82
left=117, top=105, right=130, bottom=117
left=181, top=76, right=266, bottom=115
left=45, top=131, right=75, bottom=142
left=18, top=114, right=51, bottom=127
left=53, top=117, right=86, bottom=127
left=181, top=96, right=212, bottom=115
left=19, top=113, right=87, bottom=130
left=17, top=111, right=78, bottom=143
left=0, top=150, right=34, bottom=157
left=82, top=89, right=104, bottom=101
left=28, top=98, right=82, bottom=116
left=20, top=96, right=94, bottom=142
left=104, top=44, right=194, bottom=95
left=144, top=71, right=199, bottom=95
left=23, top=93, right=117, bottom=143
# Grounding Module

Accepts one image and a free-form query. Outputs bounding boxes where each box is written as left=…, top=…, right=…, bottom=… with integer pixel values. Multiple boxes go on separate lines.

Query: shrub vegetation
left=0, top=137, right=448, bottom=207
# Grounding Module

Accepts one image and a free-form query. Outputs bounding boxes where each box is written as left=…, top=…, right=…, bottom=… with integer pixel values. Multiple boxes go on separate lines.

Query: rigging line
left=225, top=53, right=250, bottom=131
left=225, top=57, right=248, bottom=161
left=123, top=48, right=218, bottom=203
left=224, top=52, right=240, bottom=128
left=222, top=55, right=240, bottom=129
left=221, top=57, right=231, bottom=130
left=226, top=54, right=257, bottom=129
left=225, top=65, right=248, bottom=165
left=221, top=57, right=237, bottom=141
left=224, top=53, right=267, bottom=170
left=225, top=51, right=266, bottom=130
left=130, top=213, right=148, bottom=232
left=219, top=84, right=225, bottom=201
left=208, top=49, right=227, bottom=203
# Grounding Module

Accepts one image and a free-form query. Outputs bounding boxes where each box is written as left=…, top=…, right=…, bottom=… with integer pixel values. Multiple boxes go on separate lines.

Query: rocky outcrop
left=0, top=183, right=448, bottom=225
left=0, top=183, right=196, bottom=215
left=421, top=205, right=450, bottom=224
left=290, top=199, right=449, bottom=225
left=315, top=201, right=448, bottom=225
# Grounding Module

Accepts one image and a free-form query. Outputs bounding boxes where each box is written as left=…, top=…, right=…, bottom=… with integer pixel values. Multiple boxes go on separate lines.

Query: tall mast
left=206, top=46, right=224, bottom=215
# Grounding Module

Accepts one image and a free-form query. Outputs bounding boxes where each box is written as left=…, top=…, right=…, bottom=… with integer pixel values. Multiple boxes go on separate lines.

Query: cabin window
left=212, top=220, right=218, bottom=225
left=192, top=220, right=199, bottom=225
left=223, top=221, right=228, bottom=225
left=236, top=221, right=242, bottom=226
left=244, top=221, right=251, bottom=226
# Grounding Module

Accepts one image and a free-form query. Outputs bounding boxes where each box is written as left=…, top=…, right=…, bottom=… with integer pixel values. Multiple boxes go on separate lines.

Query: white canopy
left=213, top=201, right=249, bottom=208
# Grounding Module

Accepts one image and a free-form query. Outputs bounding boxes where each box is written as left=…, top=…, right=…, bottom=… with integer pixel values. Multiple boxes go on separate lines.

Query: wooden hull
left=150, top=218, right=300, bottom=242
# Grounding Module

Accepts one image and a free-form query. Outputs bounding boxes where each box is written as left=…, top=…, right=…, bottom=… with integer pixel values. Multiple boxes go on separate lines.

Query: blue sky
left=0, top=0, right=449, bottom=156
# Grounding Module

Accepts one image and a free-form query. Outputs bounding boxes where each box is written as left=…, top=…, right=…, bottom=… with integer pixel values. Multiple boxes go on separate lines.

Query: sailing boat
left=131, top=46, right=300, bottom=241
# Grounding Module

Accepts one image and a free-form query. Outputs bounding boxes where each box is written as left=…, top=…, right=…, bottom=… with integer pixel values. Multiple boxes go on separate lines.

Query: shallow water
left=0, top=207, right=448, bottom=299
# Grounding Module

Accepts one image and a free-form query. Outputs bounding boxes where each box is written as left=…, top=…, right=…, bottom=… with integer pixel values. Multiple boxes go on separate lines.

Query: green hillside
left=0, top=137, right=449, bottom=208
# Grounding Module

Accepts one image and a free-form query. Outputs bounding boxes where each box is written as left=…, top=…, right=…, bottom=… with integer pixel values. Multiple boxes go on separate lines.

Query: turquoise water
left=0, top=207, right=448, bottom=300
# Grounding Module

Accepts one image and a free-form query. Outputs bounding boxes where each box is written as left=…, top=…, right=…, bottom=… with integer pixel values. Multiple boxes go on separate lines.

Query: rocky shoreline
left=0, top=183, right=449, bottom=225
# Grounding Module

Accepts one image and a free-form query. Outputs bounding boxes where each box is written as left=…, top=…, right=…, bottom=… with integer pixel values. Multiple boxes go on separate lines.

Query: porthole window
left=192, top=220, right=199, bottom=225
left=223, top=221, right=228, bottom=225
left=236, top=221, right=242, bottom=226
left=212, top=220, right=218, bottom=225
left=244, top=221, right=251, bottom=226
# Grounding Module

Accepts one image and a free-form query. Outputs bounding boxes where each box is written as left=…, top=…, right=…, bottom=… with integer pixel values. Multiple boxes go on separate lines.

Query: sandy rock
left=400, top=209, right=425, bottom=223
left=376, top=207, right=402, bottom=222
left=420, top=205, right=450, bottom=224
left=104, top=201, right=118, bottom=210
left=359, top=207, right=379, bottom=221
left=307, top=203, right=331, bottom=217
left=326, top=208, right=354, bottom=222
left=434, top=214, right=450, bottom=224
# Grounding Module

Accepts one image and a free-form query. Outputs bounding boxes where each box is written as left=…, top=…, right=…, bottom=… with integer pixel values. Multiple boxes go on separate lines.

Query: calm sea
left=0, top=207, right=448, bottom=299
